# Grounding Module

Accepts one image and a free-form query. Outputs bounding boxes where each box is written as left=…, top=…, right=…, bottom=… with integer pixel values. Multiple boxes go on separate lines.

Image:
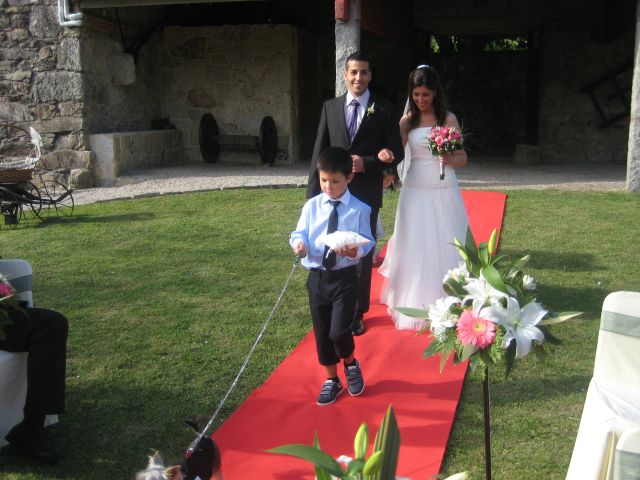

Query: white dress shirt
left=290, top=189, right=374, bottom=270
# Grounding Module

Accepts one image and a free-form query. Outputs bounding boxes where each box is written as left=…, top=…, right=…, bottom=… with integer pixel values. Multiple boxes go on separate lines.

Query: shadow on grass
left=460, top=373, right=592, bottom=407
left=0, top=382, right=200, bottom=480
left=33, top=212, right=157, bottom=226
left=535, top=284, right=608, bottom=318
left=497, top=248, right=598, bottom=272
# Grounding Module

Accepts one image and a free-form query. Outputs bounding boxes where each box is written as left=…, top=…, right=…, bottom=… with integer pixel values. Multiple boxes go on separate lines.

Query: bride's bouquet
left=395, top=228, right=581, bottom=375
left=427, top=125, right=464, bottom=179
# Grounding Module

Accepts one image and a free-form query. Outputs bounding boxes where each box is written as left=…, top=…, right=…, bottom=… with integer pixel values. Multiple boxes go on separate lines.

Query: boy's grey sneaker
left=344, top=359, right=365, bottom=396
left=317, top=379, right=343, bottom=406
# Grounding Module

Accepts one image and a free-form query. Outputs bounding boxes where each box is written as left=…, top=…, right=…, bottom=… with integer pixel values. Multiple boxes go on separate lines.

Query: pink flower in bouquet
left=0, top=282, right=13, bottom=298
left=456, top=309, right=496, bottom=348
left=428, top=125, right=464, bottom=156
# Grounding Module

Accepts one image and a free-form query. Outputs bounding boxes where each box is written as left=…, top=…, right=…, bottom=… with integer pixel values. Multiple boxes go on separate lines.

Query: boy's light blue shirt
left=290, top=189, right=374, bottom=270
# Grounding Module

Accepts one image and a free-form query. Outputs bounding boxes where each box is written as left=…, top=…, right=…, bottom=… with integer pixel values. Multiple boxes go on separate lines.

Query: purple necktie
left=347, top=99, right=359, bottom=143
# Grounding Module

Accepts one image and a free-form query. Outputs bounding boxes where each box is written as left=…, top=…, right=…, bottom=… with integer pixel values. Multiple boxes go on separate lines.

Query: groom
left=307, top=50, right=403, bottom=335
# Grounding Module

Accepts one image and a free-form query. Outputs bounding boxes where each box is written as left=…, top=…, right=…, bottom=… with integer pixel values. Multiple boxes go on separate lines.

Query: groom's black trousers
left=355, top=208, right=379, bottom=321
left=0, top=307, right=68, bottom=415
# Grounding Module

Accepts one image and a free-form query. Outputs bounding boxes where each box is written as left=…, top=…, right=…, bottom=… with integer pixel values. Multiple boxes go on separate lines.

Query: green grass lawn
left=0, top=187, right=638, bottom=479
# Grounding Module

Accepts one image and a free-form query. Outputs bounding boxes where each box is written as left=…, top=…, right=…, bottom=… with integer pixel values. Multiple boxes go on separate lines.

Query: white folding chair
left=566, top=291, right=640, bottom=480
left=0, top=259, right=57, bottom=447
left=613, top=427, right=640, bottom=480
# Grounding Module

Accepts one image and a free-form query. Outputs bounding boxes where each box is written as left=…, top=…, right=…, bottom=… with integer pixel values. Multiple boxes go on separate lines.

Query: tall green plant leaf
left=267, top=445, right=345, bottom=476
left=314, top=433, right=332, bottom=480
left=539, top=311, right=582, bottom=326
left=354, top=423, right=368, bottom=459
left=478, top=242, right=490, bottom=266
left=481, top=265, right=508, bottom=294
left=363, top=450, right=383, bottom=476
left=371, top=405, right=400, bottom=480
left=487, top=228, right=498, bottom=257
left=393, top=307, right=429, bottom=319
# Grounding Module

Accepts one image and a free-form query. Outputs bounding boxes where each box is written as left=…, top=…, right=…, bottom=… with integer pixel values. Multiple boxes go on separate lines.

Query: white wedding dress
left=380, top=126, right=469, bottom=330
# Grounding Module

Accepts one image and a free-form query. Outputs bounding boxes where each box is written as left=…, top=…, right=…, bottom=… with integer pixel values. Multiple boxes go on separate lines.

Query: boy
left=290, top=146, right=374, bottom=406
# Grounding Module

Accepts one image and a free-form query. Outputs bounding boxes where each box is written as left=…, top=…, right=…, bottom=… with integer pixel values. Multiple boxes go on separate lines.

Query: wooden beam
left=79, top=0, right=263, bottom=9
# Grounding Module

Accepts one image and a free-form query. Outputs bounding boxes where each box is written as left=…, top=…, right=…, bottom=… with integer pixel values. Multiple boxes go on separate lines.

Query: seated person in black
left=1, top=293, right=68, bottom=464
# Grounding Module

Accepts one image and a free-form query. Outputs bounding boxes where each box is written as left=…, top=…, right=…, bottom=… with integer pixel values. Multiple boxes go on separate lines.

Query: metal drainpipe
left=58, top=0, right=83, bottom=26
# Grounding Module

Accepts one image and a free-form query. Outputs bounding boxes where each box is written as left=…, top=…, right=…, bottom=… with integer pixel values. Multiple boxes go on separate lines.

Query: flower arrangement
left=0, top=273, right=20, bottom=341
left=268, top=405, right=467, bottom=480
left=396, top=228, right=581, bottom=375
left=428, top=125, right=463, bottom=157
left=427, top=125, right=464, bottom=180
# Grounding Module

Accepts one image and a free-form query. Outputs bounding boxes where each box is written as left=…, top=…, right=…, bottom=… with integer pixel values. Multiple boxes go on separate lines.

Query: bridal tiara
left=417, top=64, right=430, bottom=69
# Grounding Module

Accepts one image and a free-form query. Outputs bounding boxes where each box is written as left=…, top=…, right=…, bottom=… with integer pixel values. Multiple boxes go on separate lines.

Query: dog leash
left=187, top=255, right=302, bottom=454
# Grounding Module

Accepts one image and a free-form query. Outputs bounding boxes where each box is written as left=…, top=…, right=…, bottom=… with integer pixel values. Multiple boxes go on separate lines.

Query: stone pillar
left=627, top=0, right=640, bottom=192
left=334, top=0, right=361, bottom=96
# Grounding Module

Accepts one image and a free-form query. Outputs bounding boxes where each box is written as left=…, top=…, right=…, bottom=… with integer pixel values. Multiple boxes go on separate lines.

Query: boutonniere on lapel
left=366, top=102, right=375, bottom=116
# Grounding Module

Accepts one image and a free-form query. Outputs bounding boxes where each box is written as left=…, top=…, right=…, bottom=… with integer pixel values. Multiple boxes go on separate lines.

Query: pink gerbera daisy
left=456, top=309, right=496, bottom=348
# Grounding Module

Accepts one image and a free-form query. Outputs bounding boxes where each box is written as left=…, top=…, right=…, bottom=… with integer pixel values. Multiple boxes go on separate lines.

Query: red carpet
left=213, top=190, right=507, bottom=479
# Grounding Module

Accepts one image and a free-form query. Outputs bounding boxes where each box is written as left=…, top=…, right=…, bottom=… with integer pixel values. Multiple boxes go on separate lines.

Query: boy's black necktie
left=322, top=200, right=340, bottom=270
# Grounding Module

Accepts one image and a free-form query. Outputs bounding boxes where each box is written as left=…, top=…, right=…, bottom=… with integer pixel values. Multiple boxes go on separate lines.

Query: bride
left=380, top=65, right=469, bottom=330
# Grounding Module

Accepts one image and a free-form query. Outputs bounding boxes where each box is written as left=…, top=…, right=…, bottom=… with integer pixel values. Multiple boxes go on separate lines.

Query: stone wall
left=80, top=24, right=162, bottom=135
left=0, top=0, right=92, bottom=187
left=540, top=23, right=634, bottom=164
left=159, top=24, right=298, bottom=165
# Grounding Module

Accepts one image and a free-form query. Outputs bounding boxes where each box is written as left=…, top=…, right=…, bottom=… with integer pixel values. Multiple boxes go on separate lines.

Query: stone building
left=1, top=0, right=638, bottom=190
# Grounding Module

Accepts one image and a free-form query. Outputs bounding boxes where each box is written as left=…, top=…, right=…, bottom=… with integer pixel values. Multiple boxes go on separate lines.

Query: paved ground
left=72, top=158, right=630, bottom=205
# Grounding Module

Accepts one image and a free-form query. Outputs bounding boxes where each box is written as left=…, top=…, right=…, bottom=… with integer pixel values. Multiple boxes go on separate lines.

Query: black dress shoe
left=5, top=422, right=59, bottom=464
left=352, top=319, right=366, bottom=336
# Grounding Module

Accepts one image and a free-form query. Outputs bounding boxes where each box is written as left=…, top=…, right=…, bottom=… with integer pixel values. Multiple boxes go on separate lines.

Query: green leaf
left=453, top=237, right=470, bottom=263
left=444, top=473, right=469, bottom=480
left=346, top=458, right=365, bottom=476
left=487, top=229, right=498, bottom=257
left=267, top=445, right=345, bottom=476
left=539, top=311, right=582, bottom=326
left=313, top=433, right=333, bottom=480
left=464, top=229, right=480, bottom=266
left=478, top=242, right=490, bottom=267
left=354, top=423, right=368, bottom=459
left=393, top=307, right=429, bottom=319
left=362, top=450, right=383, bottom=476
left=481, top=266, right=508, bottom=293
left=490, top=254, right=508, bottom=266
left=422, top=340, right=440, bottom=359
left=465, top=227, right=477, bottom=252
left=458, top=344, right=479, bottom=362
left=504, top=342, right=517, bottom=377
left=509, top=254, right=530, bottom=271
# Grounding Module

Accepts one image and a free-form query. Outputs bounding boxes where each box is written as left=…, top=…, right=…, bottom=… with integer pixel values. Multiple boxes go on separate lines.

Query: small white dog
left=136, top=418, right=222, bottom=480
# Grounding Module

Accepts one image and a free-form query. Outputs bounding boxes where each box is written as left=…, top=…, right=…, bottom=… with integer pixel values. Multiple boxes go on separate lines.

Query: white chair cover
left=614, top=427, right=640, bottom=480
left=566, top=291, right=640, bottom=480
left=0, top=259, right=57, bottom=447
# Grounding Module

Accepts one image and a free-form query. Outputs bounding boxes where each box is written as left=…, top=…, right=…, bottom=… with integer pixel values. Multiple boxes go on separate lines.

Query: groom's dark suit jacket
left=306, top=93, right=403, bottom=209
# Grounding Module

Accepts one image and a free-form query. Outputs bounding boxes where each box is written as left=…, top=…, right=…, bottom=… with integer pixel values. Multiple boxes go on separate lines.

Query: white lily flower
left=428, top=296, right=461, bottom=336
left=523, top=274, right=537, bottom=291
left=462, top=273, right=508, bottom=307
left=443, top=262, right=469, bottom=283
left=483, top=297, right=547, bottom=358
